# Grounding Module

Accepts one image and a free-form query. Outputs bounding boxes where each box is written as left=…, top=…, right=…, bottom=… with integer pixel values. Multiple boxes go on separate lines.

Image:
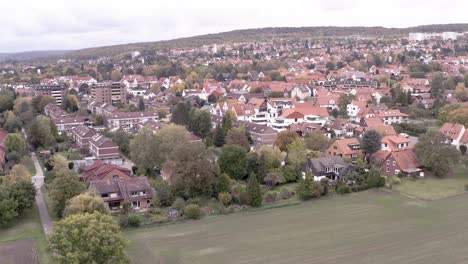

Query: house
left=328, top=118, right=354, bottom=139
left=71, top=125, right=96, bottom=148
left=377, top=110, right=409, bottom=125
left=90, top=177, right=153, bottom=211
left=304, top=156, right=355, bottom=181
left=372, top=149, right=422, bottom=177
left=88, top=135, right=120, bottom=160
left=104, top=111, right=159, bottom=132
left=347, top=100, right=368, bottom=122
left=439, top=123, right=466, bottom=147
left=52, top=115, right=92, bottom=135
left=44, top=103, right=67, bottom=118
left=32, top=84, right=65, bottom=105
left=270, top=106, right=329, bottom=131
left=239, top=121, right=278, bottom=145
left=381, top=135, right=413, bottom=152
left=80, top=160, right=132, bottom=183
left=290, top=85, right=312, bottom=100
left=327, top=138, right=362, bottom=160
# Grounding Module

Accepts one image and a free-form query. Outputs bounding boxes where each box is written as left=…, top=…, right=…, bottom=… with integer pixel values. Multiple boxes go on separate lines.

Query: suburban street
left=31, top=154, right=53, bottom=236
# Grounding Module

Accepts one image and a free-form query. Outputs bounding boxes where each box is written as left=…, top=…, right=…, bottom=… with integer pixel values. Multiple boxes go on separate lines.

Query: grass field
left=394, top=162, right=468, bottom=200
left=126, top=190, right=468, bottom=264
left=0, top=205, right=50, bottom=264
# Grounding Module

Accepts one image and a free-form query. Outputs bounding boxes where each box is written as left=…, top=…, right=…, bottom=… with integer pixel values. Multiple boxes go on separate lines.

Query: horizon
left=2, top=0, right=467, bottom=53
left=2, top=23, right=467, bottom=54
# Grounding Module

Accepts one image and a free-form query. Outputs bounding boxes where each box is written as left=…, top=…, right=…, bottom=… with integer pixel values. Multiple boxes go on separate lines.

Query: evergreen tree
left=171, top=102, right=191, bottom=125
left=138, top=97, right=145, bottom=111
left=257, top=153, right=267, bottom=183
left=296, top=172, right=321, bottom=200
left=213, top=124, right=225, bottom=147
left=247, top=173, right=262, bottom=207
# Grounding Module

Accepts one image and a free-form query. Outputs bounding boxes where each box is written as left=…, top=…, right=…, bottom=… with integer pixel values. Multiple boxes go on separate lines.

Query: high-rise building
left=33, top=84, right=66, bottom=105
left=91, top=82, right=127, bottom=105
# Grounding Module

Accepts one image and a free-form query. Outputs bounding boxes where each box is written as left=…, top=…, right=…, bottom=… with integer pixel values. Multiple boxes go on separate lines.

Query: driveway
left=31, top=154, right=53, bottom=236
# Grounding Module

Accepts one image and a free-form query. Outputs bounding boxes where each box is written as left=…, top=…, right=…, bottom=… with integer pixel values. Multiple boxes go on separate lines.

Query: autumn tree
left=226, top=126, right=250, bottom=151
left=110, top=70, right=123, bottom=81
left=49, top=212, right=129, bottom=264
left=4, top=133, right=27, bottom=162
left=304, top=130, right=333, bottom=151
left=28, top=115, right=57, bottom=148
left=129, top=128, right=159, bottom=175
left=63, top=192, right=110, bottom=217
left=275, top=131, right=299, bottom=152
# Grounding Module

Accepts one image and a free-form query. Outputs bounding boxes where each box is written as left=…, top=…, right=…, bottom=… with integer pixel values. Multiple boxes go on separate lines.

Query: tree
left=5, top=133, right=27, bottom=162
left=246, top=152, right=259, bottom=176
left=414, top=131, right=461, bottom=177
left=304, top=130, right=332, bottom=151
left=170, top=143, right=217, bottom=198
left=219, top=145, right=247, bottom=180
left=460, top=145, right=467, bottom=156
left=0, top=185, right=18, bottom=227
left=171, top=102, right=191, bottom=125
left=3, top=110, right=22, bottom=133
left=361, top=130, right=381, bottom=155
left=8, top=180, right=36, bottom=214
left=49, top=212, right=129, bottom=264
left=110, top=70, right=123, bottom=81
left=28, top=115, right=57, bottom=148
left=222, top=110, right=236, bottom=133
left=264, top=172, right=285, bottom=187
left=188, top=109, right=211, bottom=138
left=275, top=131, right=299, bottom=152
left=338, top=94, right=355, bottom=116
left=129, top=128, right=159, bottom=175
left=431, top=72, right=445, bottom=99
left=213, top=124, right=225, bottom=147
left=151, top=178, right=174, bottom=207
left=257, top=153, right=267, bottom=183
left=63, top=192, right=110, bottom=217
left=31, top=95, right=56, bottom=113
left=258, top=145, right=285, bottom=171
left=156, top=124, right=191, bottom=163
left=296, top=172, right=321, bottom=200
left=5, top=164, right=32, bottom=184
left=138, top=97, right=145, bottom=111
left=455, top=83, right=468, bottom=101
left=286, top=138, right=307, bottom=168
left=61, top=94, right=79, bottom=112
left=216, top=174, right=231, bottom=194
left=0, top=88, right=15, bottom=112
left=246, top=173, right=262, bottom=207
left=48, top=168, right=86, bottom=217
left=226, top=127, right=250, bottom=151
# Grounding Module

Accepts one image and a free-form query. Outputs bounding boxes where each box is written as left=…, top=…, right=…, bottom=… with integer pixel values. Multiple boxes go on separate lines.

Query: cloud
left=0, top=0, right=467, bottom=52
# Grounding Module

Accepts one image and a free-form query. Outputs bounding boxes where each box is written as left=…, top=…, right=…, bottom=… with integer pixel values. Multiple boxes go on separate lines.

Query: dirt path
left=31, top=154, right=53, bottom=236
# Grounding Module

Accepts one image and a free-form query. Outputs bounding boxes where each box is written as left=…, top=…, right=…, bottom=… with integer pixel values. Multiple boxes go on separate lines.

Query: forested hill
left=5, top=24, right=468, bottom=62
left=64, top=24, right=468, bottom=60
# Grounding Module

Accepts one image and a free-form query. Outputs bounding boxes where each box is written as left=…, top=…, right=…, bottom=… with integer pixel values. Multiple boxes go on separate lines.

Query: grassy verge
left=0, top=205, right=50, bottom=264
left=41, top=187, right=60, bottom=222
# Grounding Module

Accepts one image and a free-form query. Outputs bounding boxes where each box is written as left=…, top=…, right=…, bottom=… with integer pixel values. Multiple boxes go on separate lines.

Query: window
left=140, top=191, right=146, bottom=195
left=101, top=193, right=109, bottom=198
left=387, top=160, right=390, bottom=165
left=147, top=200, right=151, bottom=204
left=395, top=169, right=400, bottom=175
left=392, top=161, right=396, bottom=166
left=131, top=191, right=138, bottom=197
left=132, top=201, right=141, bottom=208
left=386, top=167, right=390, bottom=172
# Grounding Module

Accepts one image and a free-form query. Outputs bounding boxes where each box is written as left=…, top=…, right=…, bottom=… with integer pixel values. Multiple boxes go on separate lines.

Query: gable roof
left=81, top=160, right=132, bottom=183
left=439, top=123, right=465, bottom=141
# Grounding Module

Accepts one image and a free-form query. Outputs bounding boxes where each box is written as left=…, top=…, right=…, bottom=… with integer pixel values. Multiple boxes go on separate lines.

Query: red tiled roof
left=439, top=123, right=465, bottom=141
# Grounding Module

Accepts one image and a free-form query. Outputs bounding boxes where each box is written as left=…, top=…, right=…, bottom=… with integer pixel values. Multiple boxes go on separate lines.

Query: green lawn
left=394, top=162, right=468, bottom=200
left=0, top=205, right=50, bottom=264
left=125, top=190, right=468, bottom=264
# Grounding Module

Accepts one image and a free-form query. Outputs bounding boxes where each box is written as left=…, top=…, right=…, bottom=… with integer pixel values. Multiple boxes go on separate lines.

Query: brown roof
left=439, top=123, right=465, bottom=141
left=391, top=149, right=421, bottom=171
left=81, top=160, right=132, bottom=182
left=330, top=138, right=361, bottom=156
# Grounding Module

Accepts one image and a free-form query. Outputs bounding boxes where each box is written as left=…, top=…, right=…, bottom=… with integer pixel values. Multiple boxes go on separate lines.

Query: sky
left=1, top=0, right=467, bottom=52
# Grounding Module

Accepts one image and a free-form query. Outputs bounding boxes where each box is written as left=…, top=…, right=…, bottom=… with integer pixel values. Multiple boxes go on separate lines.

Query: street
left=31, top=154, right=53, bottom=236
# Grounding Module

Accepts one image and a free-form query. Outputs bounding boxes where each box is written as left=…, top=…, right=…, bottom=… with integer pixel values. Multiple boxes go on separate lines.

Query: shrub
left=230, top=184, right=245, bottom=204
left=184, top=204, right=202, bottom=219
left=187, top=197, right=203, bottom=206
left=118, top=215, right=128, bottom=228
left=239, top=191, right=250, bottom=205
left=336, top=185, right=351, bottom=195
left=350, top=184, right=369, bottom=192
left=389, top=176, right=401, bottom=185
left=151, top=195, right=160, bottom=208
left=320, top=178, right=330, bottom=195
left=263, top=191, right=278, bottom=203
left=278, top=187, right=295, bottom=200
left=218, top=192, right=232, bottom=206
left=127, top=214, right=141, bottom=227
left=264, top=172, right=285, bottom=187
left=171, top=197, right=186, bottom=211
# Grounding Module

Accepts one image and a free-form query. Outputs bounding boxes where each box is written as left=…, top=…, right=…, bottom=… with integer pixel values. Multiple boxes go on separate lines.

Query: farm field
left=126, top=190, right=468, bottom=264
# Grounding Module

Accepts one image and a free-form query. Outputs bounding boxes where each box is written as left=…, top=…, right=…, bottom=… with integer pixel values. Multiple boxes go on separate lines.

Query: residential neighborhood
left=0, top=5, right=468, bottom=263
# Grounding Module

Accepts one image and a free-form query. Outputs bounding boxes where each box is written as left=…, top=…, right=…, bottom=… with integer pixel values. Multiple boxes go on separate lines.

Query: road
left=31, top=154, right=53, bottom=236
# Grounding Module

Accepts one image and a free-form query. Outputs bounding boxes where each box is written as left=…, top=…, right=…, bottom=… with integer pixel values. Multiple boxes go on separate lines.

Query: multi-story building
left=91, top=82, right=127, bottom=105
left=52, top=116, right=92, bottom=135
left=89, top=134, right=120, bottom=160
left=33, top=84, right=66, bottom=105
left=104, top=111, right=159, bottom=131
left=71, top=125, right=96, bottom=148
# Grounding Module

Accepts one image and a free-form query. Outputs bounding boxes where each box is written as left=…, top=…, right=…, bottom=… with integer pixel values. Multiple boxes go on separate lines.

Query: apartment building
left=91, top=82, right=127, bottom=105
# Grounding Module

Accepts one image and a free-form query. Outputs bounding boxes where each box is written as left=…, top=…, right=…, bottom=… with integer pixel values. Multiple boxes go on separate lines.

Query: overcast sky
left=1, top=0, right=467, bottom=52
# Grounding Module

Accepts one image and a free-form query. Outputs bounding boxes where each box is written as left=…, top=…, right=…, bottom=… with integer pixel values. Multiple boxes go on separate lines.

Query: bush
left=239, top=191, right=249, bottom=205
left=320, top=178, right=330, bottom=195
left=350, top=184, right=369, bottom=192
left=171, top=197, right=186, bottom=211
left=264, top=172, right=285, bottom=187
left=263, top=191, right=278, bottom=203
left=278, top=187, right=295, bottom=200
left=230, top=184, right=245, bottom=204
left=218, top=192, right=232, bottom=206
left=336, top=185, right=351, bottom=195
left=186, top=197, right=203, bottom=206
left=184, top=204, right=202, bottom=219
left=118, top=215, right=128, bottom=228
left=127, top=214, right=141, bottom=227
left=388, top=176, right=401, bottom=186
